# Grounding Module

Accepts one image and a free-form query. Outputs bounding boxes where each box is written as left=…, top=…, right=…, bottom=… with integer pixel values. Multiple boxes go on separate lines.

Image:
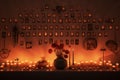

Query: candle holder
left=100, top=48, right=106, bottom=70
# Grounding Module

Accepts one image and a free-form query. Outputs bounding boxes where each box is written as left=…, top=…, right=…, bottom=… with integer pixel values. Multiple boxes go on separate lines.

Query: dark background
left=0, top=0, right=120, bottom=16
left=0, top=0, right=120, bottom=80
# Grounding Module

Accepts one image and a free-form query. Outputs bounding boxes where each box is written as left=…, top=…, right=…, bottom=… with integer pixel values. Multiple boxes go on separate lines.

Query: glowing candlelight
left=29, top=61, right=33, bottom=64
left=77, top=62, right=80, bottom=65
left=104, top=60, right=106, bottom=64
left=0, top=69, right=4, bottom=71
left=112, top=65, right=115, bottom=68
left=25, top=60, right=28, bottom=63
left=109, top=63, right=112, bottom=66
left=99, top=63, right=102, bottom=66
left=46, top=64, right=49, bottom=68
left=7, top=63, right=10, bottom=65
left=90, top=60, right=93, bottom=63
left=11, top=63, right=13, bottom=66
left=108, top=60, right=111, bottom=63
left=18, top=62, right=21, bottom=65
left=29, top=65, right=32, bottom=68
left=80, top=61, right=84, bottom=64
left=116, top=63, right=119, bottom=66
left=106, top=63, right=109, bottom=66
left=47, top=60, right=50, bottom=67
left=115, top=63, right=119, bottom=71
left=94, top=61, right=97, bottom=64
left=14, top=63, right=17, bottom=65
left=34, top=61, right=37, bottom=64
left=2, top=63, right=5, bottom=65
left=99, top=61, right=102, bottom=64
left=6, top=60, right=9, bottom=63
left=85, top=61, right=88, bottom=64
left=10, top=60, right=13, bottom=63
left=0, top=65, right=4, bottom=68
left=32, top=64, right=35, bottom=67
left=21, top=61, right=24, bottom=64
left=50, top=64, right=53, bottom=67
left=74, top=61, right=77, bottom=64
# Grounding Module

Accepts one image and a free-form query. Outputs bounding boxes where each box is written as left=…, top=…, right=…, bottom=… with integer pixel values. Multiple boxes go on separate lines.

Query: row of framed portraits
left=2, top=31, right=109, bottom=37
left=19, top=38, right=118, bottom=51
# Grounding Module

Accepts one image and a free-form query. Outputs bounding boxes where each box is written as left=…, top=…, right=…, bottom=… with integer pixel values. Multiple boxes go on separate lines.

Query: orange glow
left=4, top=42, right=113, bottom=65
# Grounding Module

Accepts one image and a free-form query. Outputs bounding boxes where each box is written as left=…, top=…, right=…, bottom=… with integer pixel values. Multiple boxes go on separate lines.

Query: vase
left=54, top=56, right=67, bottom=70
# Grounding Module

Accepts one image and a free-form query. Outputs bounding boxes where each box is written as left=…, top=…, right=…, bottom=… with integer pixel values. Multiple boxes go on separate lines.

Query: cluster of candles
left=0, top=60, right=53, bottom=71
left=70, top=60, right=119, bottom=71
left=0, top=60, right=119, bottom=71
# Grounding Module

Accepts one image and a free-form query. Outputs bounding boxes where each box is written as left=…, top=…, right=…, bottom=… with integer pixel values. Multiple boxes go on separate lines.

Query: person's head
left=106, top=40, right=118, bottom=52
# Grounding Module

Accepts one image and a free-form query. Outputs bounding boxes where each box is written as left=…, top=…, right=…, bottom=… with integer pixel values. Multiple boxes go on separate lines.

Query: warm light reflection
left=4, top=42, right=114, bottom=65
left=0, top=59, right=119, bottom=71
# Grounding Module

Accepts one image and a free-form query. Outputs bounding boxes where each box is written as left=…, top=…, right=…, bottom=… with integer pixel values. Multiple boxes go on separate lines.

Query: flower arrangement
left=48, top=43, right=70, bottom=59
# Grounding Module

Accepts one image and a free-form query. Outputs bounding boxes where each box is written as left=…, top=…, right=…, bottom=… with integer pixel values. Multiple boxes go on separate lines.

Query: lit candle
left=2, top=63, right=5, bottom=65
left=29, top=65, right=32, bottom=68
left=15, top=62, right=17, bottom=65
left=49, top=64, right=53, bottom=71
left=47, top=60, right=50, bottom=69
left=21, top=61, right=24, bottom=64
left=34, top=61, right=37, bottom=64
left=115, top=63, right=119, bottom=71
left=90, top=60, right=93, bottom=63
left=72, top=49, right=74, bottom=65
left=6, top=60, right=9, bottom=63
left=29, top=61, right=33, bottom=64
left=18, top=62, right=21, bottom=65
left=46, top=64, right=49, bottom=68
left=74, top=61, right=77, bottom=64
left=99, top=63, right=102, bottom=66
left=11, top=63, right=13, bottom=66
left=109, top=63, right=112, bottom=71
left=0, top=65, right=4, bottom=68
left=104, top=60, right=106, bottom=64
left=108, top=60, right=111, bottom=64
left=10, top=69, right=14, bottom=71
left=111, top=65, right=115, bottom=71
left=10, top=60, right=13, bottom=63
left=0, top=69, right=4, bottom=71
left=99, top=61, right=102, bottom=64
left=7, top=63, right=10, bottom=66
left=32, top=64, right=35, bottom=67
left=106, top=62, right=109, bottom=66
left=77, top=62, right=80, bottom=69
left=77, top=62, right=80, bottom=65
left=50, top=64, right=53, bottom=67
left=85, top=61, right=88, bottom=64
left=94, top=61, right=97, bottom=64
left=25, top=60, right=28, bottom=63
left=80, top=61, right=84, bottom=64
